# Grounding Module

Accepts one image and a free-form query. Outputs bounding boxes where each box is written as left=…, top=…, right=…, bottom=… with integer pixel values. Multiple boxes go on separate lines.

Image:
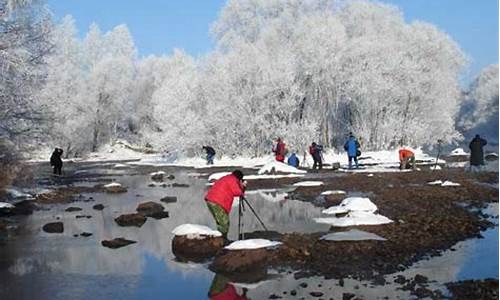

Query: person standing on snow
left=50, top=148, right=63, bottom=175
left=202, top=145, right=216, bottom=165
left=205, top=170, right=246, bottom=239
left=309, top=142, right=323, bottom=170
left=287, top=151, right=300, bottom=168
left=272, top=138, right=286, bottom=162
left=469, top=134, right=487, bottom=170
left=399, top=148, right=416, bottom=170
left=344, top=133, right=360, bottom=169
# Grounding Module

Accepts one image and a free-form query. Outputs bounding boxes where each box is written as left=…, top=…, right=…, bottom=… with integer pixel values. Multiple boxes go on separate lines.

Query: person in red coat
left=399, top=148, right=416, bottom=170
left=272, top=138, right=286, bottom=162
left=205, top=170, right=246, bottom=238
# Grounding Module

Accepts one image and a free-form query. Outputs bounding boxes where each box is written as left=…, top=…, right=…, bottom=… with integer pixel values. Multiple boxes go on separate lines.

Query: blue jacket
left=344, top=137, right=360, bottom=157
left=287, top=153, right=299, bottom=168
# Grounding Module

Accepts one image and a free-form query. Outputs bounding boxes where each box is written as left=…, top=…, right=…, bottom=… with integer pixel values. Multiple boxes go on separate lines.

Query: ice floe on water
left=314, top=211, right=393, bottom=227
left=321, top=197, right=377, bottom=215
left=427, top=180, right=460, bottom=186
left=320, top=229, right=386, bottom=241
left=293, top=181, right=323, bottom=187
left=321, top=190, right=346, bottom=196
left=172, top=224, right=222, bottom=238
left=257, top=161, right=306, bottom=175
left=224, top=239, right=282, bottom=250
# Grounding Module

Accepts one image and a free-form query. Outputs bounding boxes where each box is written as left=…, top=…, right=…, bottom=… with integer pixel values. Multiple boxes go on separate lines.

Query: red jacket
left=210, top=284, right=247, bottom=300
left=273, top=141, right=286, bottom=162
left=205, top=174, right=244, bottom=214
left=399, top=149, right=414, bottom=161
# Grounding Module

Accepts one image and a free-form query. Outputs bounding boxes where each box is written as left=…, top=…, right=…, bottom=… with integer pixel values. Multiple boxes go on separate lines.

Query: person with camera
left=204, top=170, right=246, bottom=239
left=309, top=142, right=323, bottom=170
left=399, top=148, right=416, bottom=170
left=344, top=133, right=360, bottom=169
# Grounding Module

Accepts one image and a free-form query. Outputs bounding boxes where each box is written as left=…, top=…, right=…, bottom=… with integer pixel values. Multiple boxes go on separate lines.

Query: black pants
left=53, top=164, right=62, bottom=175
left=312, top=156, right=322, bottom=170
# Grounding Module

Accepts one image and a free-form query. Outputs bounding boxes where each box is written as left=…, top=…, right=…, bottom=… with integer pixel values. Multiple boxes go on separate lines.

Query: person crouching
left=399, top=148, right=416, bottom=170
left=204, top=170, right=246, bottom=239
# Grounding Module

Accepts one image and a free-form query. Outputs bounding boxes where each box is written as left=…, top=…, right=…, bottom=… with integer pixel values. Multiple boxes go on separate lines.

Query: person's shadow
left=208, top=273, right=248, bottom=300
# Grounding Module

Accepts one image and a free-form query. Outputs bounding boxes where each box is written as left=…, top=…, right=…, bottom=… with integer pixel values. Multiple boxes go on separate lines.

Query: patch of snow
left=293, top=181, right=324, bottom=187
left=314, top=211, right=393, bottom=227
left=103, top=182, right=122, bottom=188
left=320, top=229, right=386, bottom=241
left=208, top=172, right=231, bottom=182
left=427, top=180, right=443, bottom=185
left=224, top=239, right=282, bottom=250
left=441, top=180, right=460, bottom=187
left=187, top=172, right=208, bottom=177
left=257, top=161, right=306, bottom=175
left=322, top=197, right=377, bottom=215
left=5, top=188, right=33, bottom=199
left=244, top=174, right=304, bottom=180
left=321, top=190, right=346, bottom=196
left=367, top=173, right=374, bottom=177
left=113, top=163, right=128, bottom=168
left=150, top=171, right=166, bottom=176
left=430, top=165, right=442, bottom=170
left=0, top=202, right=14, bottom=209
left=449, top=148, right=468, bottom=156
left=172, top=224, right=222, bottom=238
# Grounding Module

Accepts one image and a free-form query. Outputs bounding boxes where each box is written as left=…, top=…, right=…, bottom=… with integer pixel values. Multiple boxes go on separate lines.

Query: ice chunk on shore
left=293, top=181, right=323, bottom=187
left=103, top=182, right=122, bottom=188
left=441, top=180, right=460, bottom=187
left=449, top=148, right=468, bottom=156
left=0, top=202, right=14, bottom=209
left=150, top=171, right=166, bottom=176
left=257, top=161, right=306, bottom=175
left=321, top=190, right=346, bottom=196
left=322, top=197, right=377, bottom=215
left=320, top=229, right=386, bottom=241
left=225, top=239, right=282, bottom=250
left=314, top=211, right=393, bottom=227
left=427, top=180, right=443, bottom=185
left=113, top=163, right=128, bottom=168
left=172, top=224, right=222, bottom=238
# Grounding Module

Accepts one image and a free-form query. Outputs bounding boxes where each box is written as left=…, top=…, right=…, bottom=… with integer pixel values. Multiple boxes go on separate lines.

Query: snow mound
left=431, top=165, right=442, bottom=170
left=367, top=173, right=374, bottom=177
left=224, top=239, right=282, bottom=250
left=208, top=172, right=231, bottom=182
left=314, top=211, right=393, bottom=227
left=427, top=180, right=443, bottom=185
left=441, top=180, right=460, bottom=187
left=103, top=182, right=122, bottom=188
left=293, top=181, right=323, bottom=187
left=113, top=163, right=128, bottom=168
left=322, top=197, right=377, bottom=215
left=172, top=224, right=222, bottom=239
left=449, top=148, right=468, bottom=156
left=257, top=161, right=306, bottom=175
left=321, top=190, right=346, bottom=196
left=0, top=202, right=14, bottom=209
left=150, top=171, right=166, bottom=176
left=244, top=174, right=304, bottom=180
left=320, top=229, right=386, bottom=241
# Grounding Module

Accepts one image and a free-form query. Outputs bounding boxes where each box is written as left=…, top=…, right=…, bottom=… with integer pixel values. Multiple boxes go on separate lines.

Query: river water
left=0, top=162, right=497, bottom=299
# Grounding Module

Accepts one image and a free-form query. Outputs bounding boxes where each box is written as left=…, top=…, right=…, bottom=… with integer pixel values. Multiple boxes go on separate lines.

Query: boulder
left=148, top=211, right=169, bottom=219
left=136, top=201, right=165, bottom=217
left=151, top=171, right=165, bottom=182
left=80, top=232, right=93, bottom=237
left=172, top=235, right=224, bottom=262
left=114, top=213, right=147, bottom=227
left=172, top=183, right=189, bottom=188
left=42, top=222, right=64, bottom=233
left=101, top=238, right=137, bottom=249
left=65, top=207, right=82, bottom=212
left=103, top=183, right=127, bottom=193
left=93, top=204, right=105, bottom=210
left=210, top=248, right=270, bottom=274
left=160, top=196, right=177, bottom=203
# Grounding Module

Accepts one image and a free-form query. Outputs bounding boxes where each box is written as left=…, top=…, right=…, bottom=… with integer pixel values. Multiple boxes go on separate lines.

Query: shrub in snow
left=257, top=161, right=306, bottom=175
left=320, top=229, right=386, bottom=241
left=322, top=197, right=377, bottom=215
left=224, top=239, right=282, bottom=250
left=172, top=224, right=222, bottom=239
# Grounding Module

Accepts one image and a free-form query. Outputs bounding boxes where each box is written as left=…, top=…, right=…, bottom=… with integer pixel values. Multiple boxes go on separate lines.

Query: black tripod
left=237, top=196, right=268, bottom=240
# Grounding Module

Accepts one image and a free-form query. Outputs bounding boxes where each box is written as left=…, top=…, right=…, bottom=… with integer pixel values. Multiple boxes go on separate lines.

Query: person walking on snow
left=399, top=148, right=416, bottom=170
left=309, top=142, right=323, bottom=170
left=469, top=134, right=487, bottom=170
left=205, top=170, right=246, bottom=239
left=203, top=145, right=216, bottom=165
left=344, top=133, right=360, bottom=169
left=272, top=138, right=286, bottom=162
left=50, top=148, right=63, bottom=175
left=287, top=152, right=300, bottom=168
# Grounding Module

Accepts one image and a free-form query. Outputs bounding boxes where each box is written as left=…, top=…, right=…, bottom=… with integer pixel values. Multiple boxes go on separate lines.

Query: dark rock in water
left=269, top=294, right=282, bottom=299
left=65, top=207, right=82, bottom=212
left=11, top=200, right=36, bottom=215
left=115, top=213, right=147, bottom=227
left=172, top=235, right=224, bottom=262
left=290, top=290, right=297, bottom=296
left=151, top=172, right=165, bottom=182
left=76, top=215, right=92, bottom=219
left=446, top=279, right=499, bottom=300
left=394, top=275, right=406, bottom=284
left=43, top=222, right=64, bottom=233
left=172, top=183, right=190, bottom=188
left=309, top=291, right=323, bottom=297
left=136, top=201, right=165, bottom=217
left=101, top=238, right=137, bottom=249
left=160, top=196, right=177, bottom=203
left=148, top=183, right=155, bottom=187
left=413, top=287, right=433, bottom=298
left=149, top=211, right=169, bottom=219
left=167, top=174, right=175, bottom=180
left=104, top=184, right=127, bottom=193
left=73, top=234, right=78, bottom=237
left=210, top=248, right=270, bottom=274
left=299, top=282, right=308, bottom=288
left=414, top=274, right=428, bottom=285
left=93, top=204, right=104, bottom=210
left=342, top=293, right=355, bottom=300
left=80, top=232, right=92, bottom=237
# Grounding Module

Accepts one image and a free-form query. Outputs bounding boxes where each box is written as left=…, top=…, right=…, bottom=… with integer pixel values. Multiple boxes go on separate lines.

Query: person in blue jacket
left=344, top=133, right=360, bottom=169
left=287, top=152, right=300, bottom=168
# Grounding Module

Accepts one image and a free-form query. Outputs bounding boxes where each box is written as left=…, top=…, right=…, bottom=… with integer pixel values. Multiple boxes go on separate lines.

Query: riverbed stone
left=172, top=235, right=224, bottom=262
left=65, top=206, right=82, bottom=212
left=160, top=196, right=177, bottom=203
left=210, top=248, right=270, bottom=274
left=42, top=222, right=64, bottom=233
left=136, top=201, right=165, bottom=217
left=114, top=213, right=147, bottom=227
left=101, top=238, right=137, bottom=249
left=93, top=204, right=104, bottom=210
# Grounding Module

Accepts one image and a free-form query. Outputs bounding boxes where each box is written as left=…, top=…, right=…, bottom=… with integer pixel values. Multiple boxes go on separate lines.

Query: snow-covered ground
left=172, top=224, right=222, bottom=238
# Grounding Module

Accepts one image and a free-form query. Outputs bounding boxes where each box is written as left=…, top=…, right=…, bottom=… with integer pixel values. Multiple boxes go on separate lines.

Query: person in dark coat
left=50, top=148, right=63, bottom=175
left=309, top=142, right=323, bottom=170
left=344, top=133, right=360, bottom=169
left=469, top=135, right=487, bottom=167
left=203, top=146, right=216, bottom=165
